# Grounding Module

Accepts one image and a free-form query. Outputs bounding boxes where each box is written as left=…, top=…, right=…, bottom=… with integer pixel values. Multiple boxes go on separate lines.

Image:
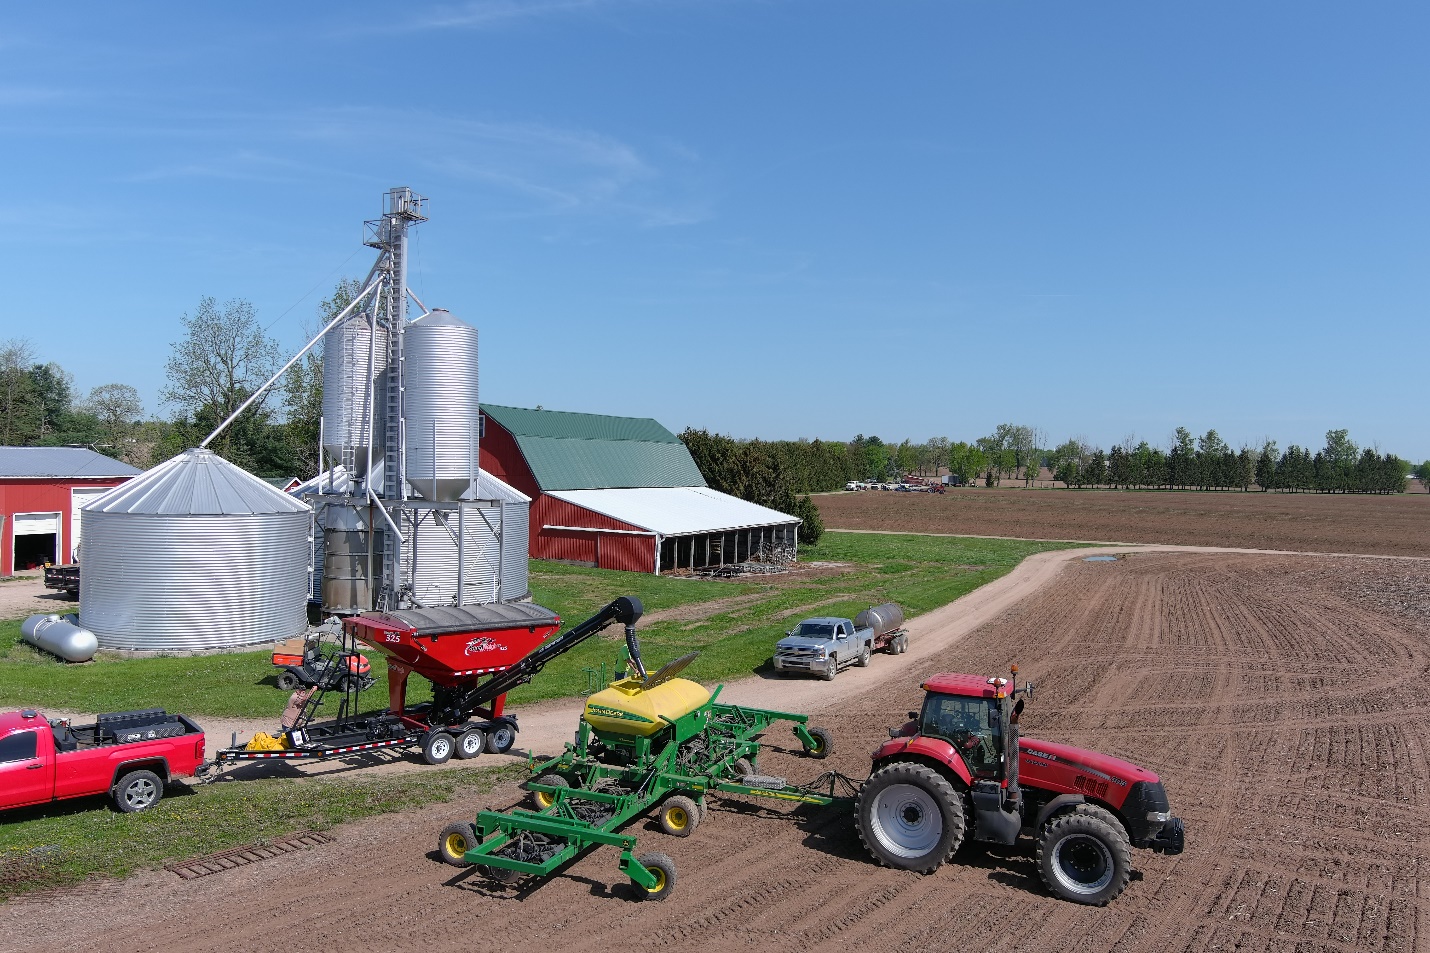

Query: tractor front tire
left=455, top=727, right=486, bottom=759
left=422, top=731, right=455, bottom=765
left=659, top=795, right=700, bottom=837
left=530, top=773, right=569, bottom=810
left=856, top=762, right=965, bottom=873
left=438, top=821, right=476, bottom=867
left=804, top=726, right=834, bottom=760
left=634, top=852, right=677, bottom=901
left=1036, top=804, right=1132, bottom=905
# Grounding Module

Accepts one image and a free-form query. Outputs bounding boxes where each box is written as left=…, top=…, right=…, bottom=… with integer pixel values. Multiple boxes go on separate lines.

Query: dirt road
left=4, top=549, right=1428, bottom=953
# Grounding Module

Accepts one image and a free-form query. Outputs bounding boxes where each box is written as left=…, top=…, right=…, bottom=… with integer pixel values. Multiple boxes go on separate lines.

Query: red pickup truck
left=0, top=708, right=206, bottom=813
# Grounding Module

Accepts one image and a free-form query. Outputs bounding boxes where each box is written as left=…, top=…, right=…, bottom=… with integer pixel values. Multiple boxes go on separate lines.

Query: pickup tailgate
left=54, top=716, right=206, bottom=800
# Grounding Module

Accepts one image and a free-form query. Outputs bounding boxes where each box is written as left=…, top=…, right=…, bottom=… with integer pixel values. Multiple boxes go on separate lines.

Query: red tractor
left=856, top=667, right=1184, bottom=905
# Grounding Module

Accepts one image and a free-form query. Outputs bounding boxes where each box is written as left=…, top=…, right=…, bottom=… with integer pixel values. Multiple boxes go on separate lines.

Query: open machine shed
left=0, top=447, right=140, bottom=576
left=479, top=405, right=799, bottom=574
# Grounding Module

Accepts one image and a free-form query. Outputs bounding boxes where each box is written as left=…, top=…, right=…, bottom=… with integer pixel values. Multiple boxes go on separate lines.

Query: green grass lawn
left=0, top=532, right=1080, bottom=719
left=0, top=762, right=522, bottom=900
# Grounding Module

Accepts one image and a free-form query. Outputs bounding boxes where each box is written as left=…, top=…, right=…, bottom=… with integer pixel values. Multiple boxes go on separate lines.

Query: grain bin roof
left=0, top=446, right=142, bottom=479
left=86, top=449, right=311, bottom=515
left=545, top=486, right=800, bottom=537
left=482, top=404, right=706, bottom=491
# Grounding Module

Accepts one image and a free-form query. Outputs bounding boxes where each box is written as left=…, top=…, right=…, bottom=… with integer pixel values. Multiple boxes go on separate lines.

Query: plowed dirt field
left=816, top=488, right=1430, bottom=557
left=4, top=551, right=1427, bottom=953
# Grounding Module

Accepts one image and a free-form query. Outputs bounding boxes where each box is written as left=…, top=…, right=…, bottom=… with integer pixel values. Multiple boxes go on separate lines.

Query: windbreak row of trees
left=680, top=424, right=1424, bottom=498
left=1048, top=428, right=1413, bottom=494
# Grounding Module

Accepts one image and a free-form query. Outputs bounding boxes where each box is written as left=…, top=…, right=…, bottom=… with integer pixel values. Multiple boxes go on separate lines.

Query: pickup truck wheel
left=422, top=731, right=455, bottom=765
left=113, top=769, right=164, bottom=813
left=455, top=727, right=486, bottom=759
left=438, top=821, right=476, bottom=867
left=856, top=644, right=872, bottom=667
left=804, top=726, right=834, bottom=759
left=821, top=655, right=838, bottom=681
left=856, top=762, right=965, bottom=873
left=276, top=671, right=299, bottom=691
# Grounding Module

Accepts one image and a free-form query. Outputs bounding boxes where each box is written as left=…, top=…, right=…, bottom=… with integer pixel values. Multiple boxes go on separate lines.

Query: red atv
left=856, top=668, right=1184, bottom=905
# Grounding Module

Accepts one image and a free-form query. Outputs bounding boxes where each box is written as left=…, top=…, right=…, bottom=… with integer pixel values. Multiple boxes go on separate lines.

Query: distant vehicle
left=895, top=485, right=913, bottom=492
left=773, top=605, right=909, bottom=680
left=942, top=474, right=965, bottom=487
left=845, top=481, right=861, bottom=491
left=0, top=708, right=206, bottom=814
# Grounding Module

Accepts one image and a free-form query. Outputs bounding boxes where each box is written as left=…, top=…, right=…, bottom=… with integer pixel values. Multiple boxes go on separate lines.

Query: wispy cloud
left=0, top=84, right=68, bottom=106
left=404, top=0, right=611, bottom=30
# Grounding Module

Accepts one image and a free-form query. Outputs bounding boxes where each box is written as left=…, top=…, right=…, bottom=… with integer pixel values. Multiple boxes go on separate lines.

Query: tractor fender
left=872, top=736, right=973, bottom=789
left=1031, top=793, right=1085, bottom=833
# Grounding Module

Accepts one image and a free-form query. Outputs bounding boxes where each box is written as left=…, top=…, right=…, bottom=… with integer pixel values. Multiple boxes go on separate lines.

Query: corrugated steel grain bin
left=79, top=449, right=311, bottom=650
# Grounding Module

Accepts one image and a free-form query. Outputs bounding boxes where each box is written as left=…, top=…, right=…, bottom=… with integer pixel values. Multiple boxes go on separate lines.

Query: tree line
left=680, top=424, right=1423, bottom=498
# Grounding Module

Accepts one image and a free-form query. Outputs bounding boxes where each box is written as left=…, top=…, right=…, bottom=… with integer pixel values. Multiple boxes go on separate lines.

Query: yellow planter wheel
left=635, top=851, right=677, bottom=901
left=438, top=821, right=476, bottom=868
left=659, top=794, right=700, bottom=837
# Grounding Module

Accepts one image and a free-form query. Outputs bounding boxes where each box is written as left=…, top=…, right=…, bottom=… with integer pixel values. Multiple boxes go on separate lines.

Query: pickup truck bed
left=1, top=708, right=206, bottom=814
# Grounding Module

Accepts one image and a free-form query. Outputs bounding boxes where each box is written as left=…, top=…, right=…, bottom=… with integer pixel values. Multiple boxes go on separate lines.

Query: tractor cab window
left=920, top=693, right=1002, bottom=778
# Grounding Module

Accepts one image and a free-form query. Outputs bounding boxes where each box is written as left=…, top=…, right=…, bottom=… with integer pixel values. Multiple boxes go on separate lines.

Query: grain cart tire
left=857, top=762, right=965, bottom=873
left=422, top=731, right=455, bottom=765
left=487, top=721, right=517, bottom=754
left=822, top=655, right=838, bottom=681
left=438, top=821, right=476, bottom=867
left=113, top=769, right=164, bottom=813
left=856, top=644, right=872, bottom=667
left=455, top=728, right=486, bottom=759
left=659, top=795, right=700, bottom=837
left=530, top=773, right=569, bottom=810
left=635, top=852, right=677, bottom=901
left=1036, top=805, right=1132, bottom=905
left=804, top=726, right=834, bottom=759
left=276, top=671, right=300, bottom=691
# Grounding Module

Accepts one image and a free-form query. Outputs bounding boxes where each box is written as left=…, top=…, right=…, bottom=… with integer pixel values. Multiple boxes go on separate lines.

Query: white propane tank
left=21, top=614, right=99, bottom=662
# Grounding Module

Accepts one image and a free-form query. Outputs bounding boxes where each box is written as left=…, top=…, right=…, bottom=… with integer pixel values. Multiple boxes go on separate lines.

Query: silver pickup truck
left=773, top=617, right=875, bottom=681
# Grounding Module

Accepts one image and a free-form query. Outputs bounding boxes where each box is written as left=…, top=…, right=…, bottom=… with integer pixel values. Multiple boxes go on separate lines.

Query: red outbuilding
left=0, top=447, right=141, bottom=576
left=479, top=405, right=800, bottom=574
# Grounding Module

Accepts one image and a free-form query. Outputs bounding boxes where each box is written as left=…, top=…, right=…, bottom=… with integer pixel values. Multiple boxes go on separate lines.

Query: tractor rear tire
left=530, top=773, right=569, bottom=810
left=1036, top=804, right=1132, bottom=905
left=276, top=671, right=299, bottom=691
left=422, top=731, right=455, bottom=765
left=438, top=821, right=476, bottom=867
left=804, top=726, right=834, bottom=760
left=821, top=655, right=838, bottom=681
left=659, top=795, right=700, bottom=837
left=856, top=762, right=965, bottom=873
left=455, top=727, right=486, bottom=759
left=634, top=852, right=677, bottom=901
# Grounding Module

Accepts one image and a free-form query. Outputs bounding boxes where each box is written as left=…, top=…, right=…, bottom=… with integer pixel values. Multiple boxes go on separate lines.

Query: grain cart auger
left=437, top=598, right=847, bottom=901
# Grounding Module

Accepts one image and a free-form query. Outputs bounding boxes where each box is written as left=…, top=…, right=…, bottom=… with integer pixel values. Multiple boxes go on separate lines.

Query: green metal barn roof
left=482, top=404, right=707, bottom=491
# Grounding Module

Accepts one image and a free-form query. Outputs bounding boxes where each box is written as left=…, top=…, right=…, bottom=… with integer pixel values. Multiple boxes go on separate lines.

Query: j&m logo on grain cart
left=587, top=705, right=654, bottom=724
left=465, top=637, right=509, bottom=656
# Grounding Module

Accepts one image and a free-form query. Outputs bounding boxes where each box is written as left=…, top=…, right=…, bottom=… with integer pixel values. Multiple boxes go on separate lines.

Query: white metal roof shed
left=545, top=486, right=800, bottom=537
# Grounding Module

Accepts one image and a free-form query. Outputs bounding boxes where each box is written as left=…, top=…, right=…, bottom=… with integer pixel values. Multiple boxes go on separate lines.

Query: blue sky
left=2, top=2, right=1426, bottom=458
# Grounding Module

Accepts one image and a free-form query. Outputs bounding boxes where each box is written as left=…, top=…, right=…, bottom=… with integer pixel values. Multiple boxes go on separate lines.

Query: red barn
left=0, top=447, right=141, bottom=576
left=479, top=405, right=800, bottom=574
